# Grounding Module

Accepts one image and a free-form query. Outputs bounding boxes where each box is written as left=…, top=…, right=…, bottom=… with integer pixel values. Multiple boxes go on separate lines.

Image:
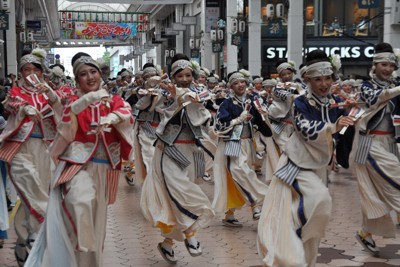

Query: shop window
left=321, top=0, right=380, bottom=37
left=259, top=0, right=380, bottom=38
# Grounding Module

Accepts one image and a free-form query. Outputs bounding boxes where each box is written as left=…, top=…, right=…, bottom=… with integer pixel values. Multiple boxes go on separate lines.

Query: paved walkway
left=1, top=167, right=400, bottom=266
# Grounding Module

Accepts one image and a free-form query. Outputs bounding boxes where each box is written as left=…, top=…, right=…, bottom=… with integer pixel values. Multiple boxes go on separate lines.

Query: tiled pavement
left=1, top=168, right=400, bottom=266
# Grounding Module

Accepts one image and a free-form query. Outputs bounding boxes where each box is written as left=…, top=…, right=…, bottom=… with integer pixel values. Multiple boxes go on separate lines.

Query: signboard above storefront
left=263, top=44, right=375, bottom=61
left=72, top=22, right=137, bottom=40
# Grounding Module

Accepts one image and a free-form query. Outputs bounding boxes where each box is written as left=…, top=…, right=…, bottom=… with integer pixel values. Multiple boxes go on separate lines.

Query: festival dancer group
left=0, top=40, right=399, bottom=267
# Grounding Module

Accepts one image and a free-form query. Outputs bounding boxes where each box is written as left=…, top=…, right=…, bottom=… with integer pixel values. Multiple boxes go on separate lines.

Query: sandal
left=222, top=218, right=243, bottom=227
left=184, top=238, right=202, bottom=257
left=355, top=230, right=379, bottom=256
left=157, top=242, right=177, bottom=264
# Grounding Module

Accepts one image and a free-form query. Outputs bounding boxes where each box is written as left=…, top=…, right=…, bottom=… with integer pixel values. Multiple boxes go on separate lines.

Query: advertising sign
left=66, top=22, right=137, bottom=40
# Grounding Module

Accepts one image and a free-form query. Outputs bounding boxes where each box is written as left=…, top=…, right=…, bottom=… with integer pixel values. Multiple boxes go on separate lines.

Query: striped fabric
left=271, top=122, right=285, bottom=134
left=354, top=134, right=372, bottom=164
left=390, top=143, right=400, bottom=161
left=141, top=121, right=157, bottom=139
left=274, top=160, right=300, bottom=186
left=107, top=169, right=120, bottom=205
left=193, top=151, right=205, bottom=178
left=0, top=141, right=23, bottom=163
left=224, top=141, right=241, bottom=157
left=56, top=164, right=83, bottom=186
left=164, top=145, right=191, bottom=169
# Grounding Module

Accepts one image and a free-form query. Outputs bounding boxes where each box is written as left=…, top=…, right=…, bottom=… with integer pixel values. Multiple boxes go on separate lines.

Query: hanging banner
left=67, top=22, right=137, bottom=40
left=358, top=0, right=379, bottom=9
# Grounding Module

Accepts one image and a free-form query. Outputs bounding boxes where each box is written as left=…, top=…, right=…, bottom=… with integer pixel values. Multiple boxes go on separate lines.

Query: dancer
left=213, top=70, right=272, bottom=227
left=257, top=49, right=355, bottom=267
left=0, top=48, right=60, bottom=265
left=140, top=54, right=214, bottom=264
left=133, top=64, right=162, bottom=183
left=350, top=42, right=400, bottom=256
left=26, top=53, right=134, bottom=267
left=0, top=116, right=7, bottom=248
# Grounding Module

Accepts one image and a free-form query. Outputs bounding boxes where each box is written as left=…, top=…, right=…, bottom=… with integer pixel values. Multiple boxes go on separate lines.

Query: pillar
left=248, top=0, right=261, bottom=76
left=226, top=0, right=238, bottom=74
left=287, top=0, right=304, bottom=70
left=6, top=0, right=17, bottom=76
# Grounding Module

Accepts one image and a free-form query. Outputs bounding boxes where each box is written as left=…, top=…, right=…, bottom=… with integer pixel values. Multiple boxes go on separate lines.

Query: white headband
left=171, top=59, right=193, bottom=77
left=73, top=56, right=100, bottom=77
left=253, top=78, right=263, bottom=83
left=373, top=52, right=398, bottom=68
left=121, top=70, right=132, bottom=78
left=277, top=62, right=296, bottom=74
left=142, top=67, right=157, bottom=77
left=305, top=61, right=333, bottom=78
left=228, top=72, right=246, bottom=88
left=262, top=79, right=277, bottom=87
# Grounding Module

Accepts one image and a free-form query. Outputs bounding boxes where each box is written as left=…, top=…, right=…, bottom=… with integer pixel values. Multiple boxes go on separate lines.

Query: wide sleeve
left=109, top=95, right=134, bottom=161
left=47, top=96, right=79, bottom=162
left=359, top=81, right=400, bottom=108
left=284, top=97, right=337, bottom=169
left=214, top=99, right=236, bottom=134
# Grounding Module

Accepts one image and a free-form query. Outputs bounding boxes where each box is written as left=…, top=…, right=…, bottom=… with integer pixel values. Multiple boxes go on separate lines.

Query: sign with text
left=23, top=43, right=33, bottom=51
left=358, top=0, right=379, bottom=9
left=65, top=22, right=137, bottom=40
left=0, top=13, right=8, bottom=30
left=212, top=42, right=223, bottom=53
left=264, top=45, right=375, bottom=61
left=266, top=20, right=283, bottom=37
left=205, top=7, right=219, bottom=32
left=231, top=34, right=242, bottom=47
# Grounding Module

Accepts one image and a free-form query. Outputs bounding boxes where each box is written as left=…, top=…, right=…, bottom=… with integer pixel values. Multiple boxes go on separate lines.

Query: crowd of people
left=0, top=41, right=399, bottom=267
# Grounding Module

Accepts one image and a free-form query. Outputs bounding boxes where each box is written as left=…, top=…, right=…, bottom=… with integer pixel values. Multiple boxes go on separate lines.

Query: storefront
left=240, top=0, right=383, bottom=78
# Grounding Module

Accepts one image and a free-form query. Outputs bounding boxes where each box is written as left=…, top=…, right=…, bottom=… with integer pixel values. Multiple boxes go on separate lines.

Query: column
left=6, top=1, right=17, bottom=75
left=141, top=32, right=147, bottom=65
left=383, top=0, right=400, bottom=49
left=175, top=5, right=184, bottom=54
left=248, top=0, right=261, bottom=76
left=287, top=0, right=304, bottom=69
left=200, top=0, right=212, bottom=69
left=226, top=0, right=238, bottom=74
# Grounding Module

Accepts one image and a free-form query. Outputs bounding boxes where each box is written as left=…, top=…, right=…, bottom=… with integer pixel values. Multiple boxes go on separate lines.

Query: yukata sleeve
left=359, top=81, right=400, bottom=108
left=214, top=100, right=235, bottom=135
left=4, top=87, right=30, bottom=119
left=284, top=99, right=338, bottom=169
left=135, top=94, right=153, bottom=110
left=267, top=85, right=295, bottom=120
left=293, top=99, right=337, bottom=143
left=48, top=96, right=79, bottom=161
left=108, top=96, right=134, bottom=161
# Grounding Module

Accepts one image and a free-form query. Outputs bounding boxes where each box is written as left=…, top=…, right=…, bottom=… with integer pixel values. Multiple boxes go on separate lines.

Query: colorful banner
left=63, top=22, right=137, bottom=40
